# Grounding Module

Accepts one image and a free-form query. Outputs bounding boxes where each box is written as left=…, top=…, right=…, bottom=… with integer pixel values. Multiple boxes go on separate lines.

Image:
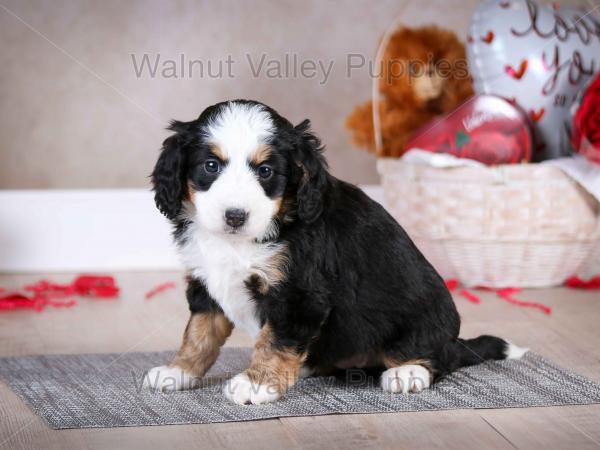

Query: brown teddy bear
left=346, top=26, right=474, bottom=158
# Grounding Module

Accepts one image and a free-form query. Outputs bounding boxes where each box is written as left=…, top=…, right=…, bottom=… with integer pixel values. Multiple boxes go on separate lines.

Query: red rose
left=572, top=73, right=600, bottom=164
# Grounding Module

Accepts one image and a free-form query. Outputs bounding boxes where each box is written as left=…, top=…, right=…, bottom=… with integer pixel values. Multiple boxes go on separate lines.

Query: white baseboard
left=0, top=187, right=384, bottom=273
left=0, top=190, right=179, bottom=272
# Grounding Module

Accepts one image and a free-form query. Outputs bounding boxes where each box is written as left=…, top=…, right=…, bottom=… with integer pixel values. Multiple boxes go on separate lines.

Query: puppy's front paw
left=223, top=372, right=281, bottom=405
left=381, top=365, right=431, bottom=394
left=143, top=365, right=200, bottom=392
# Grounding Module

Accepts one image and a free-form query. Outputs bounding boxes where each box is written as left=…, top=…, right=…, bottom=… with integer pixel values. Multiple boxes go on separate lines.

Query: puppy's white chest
left=180, top=230, right=280, bottom=339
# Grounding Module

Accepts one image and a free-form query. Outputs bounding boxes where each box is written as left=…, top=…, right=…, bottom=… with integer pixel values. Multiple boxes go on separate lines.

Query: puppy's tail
left=438, top=335, right=528, bottom=376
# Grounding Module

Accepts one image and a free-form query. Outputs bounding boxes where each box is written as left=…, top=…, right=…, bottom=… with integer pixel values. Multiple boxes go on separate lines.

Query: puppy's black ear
left=151, top=121, right=192, bottom=220
left=293, top=119, right=328, bottom=223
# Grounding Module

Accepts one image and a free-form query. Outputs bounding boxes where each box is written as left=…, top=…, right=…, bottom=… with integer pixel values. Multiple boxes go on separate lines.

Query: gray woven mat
left=1, top=348, right=600, bottom=429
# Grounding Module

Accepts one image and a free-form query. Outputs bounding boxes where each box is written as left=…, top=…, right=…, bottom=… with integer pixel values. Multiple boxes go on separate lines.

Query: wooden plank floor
left=1, top=272, right=599, bottom=450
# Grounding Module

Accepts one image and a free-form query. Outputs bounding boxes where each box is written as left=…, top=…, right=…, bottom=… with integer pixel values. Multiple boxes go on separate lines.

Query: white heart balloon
left=468, top=0, right=600, bottom=160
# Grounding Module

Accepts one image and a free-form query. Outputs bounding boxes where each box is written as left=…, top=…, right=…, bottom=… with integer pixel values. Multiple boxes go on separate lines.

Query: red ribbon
left=145, top=282, right=176, bottom=300
left=0, top=293, right=77, bottom=312
left=445, top=279, right=459, bottom=291
left=496, top=288, right=552, bottom=315
left=444, top=279, right=552, bottom=314
left=0, top=275, right=119, bottom=313
left=459, top=289, right=482, bottom=304
left=564, top=275, right=600, bottom=290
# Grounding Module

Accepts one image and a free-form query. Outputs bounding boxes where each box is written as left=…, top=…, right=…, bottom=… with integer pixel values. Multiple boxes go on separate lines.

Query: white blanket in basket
left=404, top=150, right=600, bottom=204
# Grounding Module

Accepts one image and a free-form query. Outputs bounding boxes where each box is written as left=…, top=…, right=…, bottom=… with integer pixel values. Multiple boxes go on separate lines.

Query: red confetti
left=446, top=280, right=481, bottom=303
left=73, top=275, right=120, bottom=298
left=24, top=280, right=75, bottom=298
left=0, top=275, right=119, bottom=313
left=564, top=275, right=600, bottom=290
left=496, top=288, right=552, bottom=315
left=0, top=292, right=78, bottom=312
left=459, top=289, right=482, bottom=304
left=445, top=279, right=552, bottom=314
left=473, top=286, right=495, bottom=291
left=145, top=282, right=177, bottom=300
left=24, top=276, right=120, bottom=298
left=0, top=293, right=41, bottom=311
left=44, top=299, right=78, bottom=308
left=496, top=287, right=521, bottom=297
left=445, top=279, right=459, bottom=291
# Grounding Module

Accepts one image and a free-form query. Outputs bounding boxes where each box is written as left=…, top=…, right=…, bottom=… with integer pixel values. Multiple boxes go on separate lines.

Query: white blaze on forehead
left=205, top=102, right=273, bottom=160
left=192, top=101, right=280, bottom=242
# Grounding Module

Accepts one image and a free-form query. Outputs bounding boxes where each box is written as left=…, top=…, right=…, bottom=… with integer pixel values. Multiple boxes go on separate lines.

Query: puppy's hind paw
left=381, top=365, right=431, bottom=394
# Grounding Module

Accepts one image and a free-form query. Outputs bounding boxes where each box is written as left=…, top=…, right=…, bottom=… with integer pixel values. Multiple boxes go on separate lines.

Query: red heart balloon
left=405, top=95, right=533, bottom=165
left=467, top=0, right=600, bottom=161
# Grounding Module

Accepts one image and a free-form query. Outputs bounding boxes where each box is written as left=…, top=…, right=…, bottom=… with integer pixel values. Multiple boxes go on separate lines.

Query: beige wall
left=0, top=0, right=481, bottom=189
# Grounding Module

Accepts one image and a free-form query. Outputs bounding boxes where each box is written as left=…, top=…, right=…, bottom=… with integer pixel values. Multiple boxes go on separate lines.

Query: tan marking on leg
left=245, top=324, right=306, bottom=394
left=171, top=312, right=233, bottom=377
left=250, top=144, right=272, bottom=165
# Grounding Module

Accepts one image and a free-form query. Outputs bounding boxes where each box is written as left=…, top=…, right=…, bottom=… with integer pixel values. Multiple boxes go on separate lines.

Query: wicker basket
left=377, top=159, right=600, bottom=287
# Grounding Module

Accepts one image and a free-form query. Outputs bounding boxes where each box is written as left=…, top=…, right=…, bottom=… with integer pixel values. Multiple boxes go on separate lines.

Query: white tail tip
left=505, top=342, right=529, bottom=360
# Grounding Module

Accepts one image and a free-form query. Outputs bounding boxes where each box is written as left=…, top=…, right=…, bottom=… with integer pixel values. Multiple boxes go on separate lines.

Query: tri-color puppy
left=145, top=99, right=527, bottom=404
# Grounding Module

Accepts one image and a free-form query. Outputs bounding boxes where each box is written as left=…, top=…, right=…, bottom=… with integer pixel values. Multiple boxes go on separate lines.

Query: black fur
left=151, top=131, right=188, bottom=220
left=185, top=276, right=222, bottom=315
left=152, top=99, right=511, bottom=382
left=292, top=119, right=329, bottom=223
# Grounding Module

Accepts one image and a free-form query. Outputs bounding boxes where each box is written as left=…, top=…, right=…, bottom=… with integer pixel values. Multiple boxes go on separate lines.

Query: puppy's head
left=151, top=100, right=328, bottom=241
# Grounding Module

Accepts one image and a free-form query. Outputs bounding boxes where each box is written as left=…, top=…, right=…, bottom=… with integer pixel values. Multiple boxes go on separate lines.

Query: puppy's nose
left=225, top=208, right=248, bottom=228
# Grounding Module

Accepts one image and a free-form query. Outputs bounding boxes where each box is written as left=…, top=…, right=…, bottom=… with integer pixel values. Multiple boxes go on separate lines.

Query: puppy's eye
left=204, top=159, right=220, bottom=173
left=257, top=165, right=272, bottom=179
